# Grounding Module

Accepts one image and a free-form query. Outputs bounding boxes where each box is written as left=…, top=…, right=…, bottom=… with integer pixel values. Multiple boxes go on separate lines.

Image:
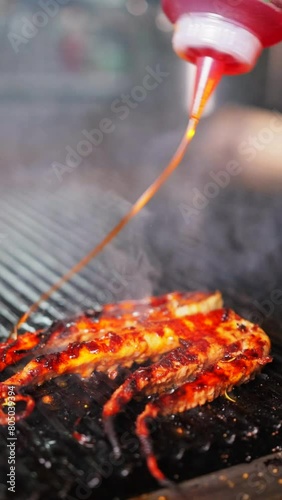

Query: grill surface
left=0, top=183, right=282, bottom=500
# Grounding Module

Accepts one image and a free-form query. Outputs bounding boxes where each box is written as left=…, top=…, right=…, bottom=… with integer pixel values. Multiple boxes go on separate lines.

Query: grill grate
left=0, top=184, right=282, bottom=499
left=0, top=185, right=157, bottom=337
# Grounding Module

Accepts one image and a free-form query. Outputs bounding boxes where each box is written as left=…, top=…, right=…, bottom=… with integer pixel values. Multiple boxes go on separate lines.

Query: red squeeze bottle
left=162, top=0, right=282, bottom=129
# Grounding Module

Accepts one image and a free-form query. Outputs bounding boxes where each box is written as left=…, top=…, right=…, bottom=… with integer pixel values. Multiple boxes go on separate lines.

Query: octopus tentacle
left=1, top=306, right=228, bottom=399
left=103, top=313, right=270, bottom=452
left=0, top=319, right=194, bottom=425
left=0, top=291, right=221, bottom=375
left=102, top=290, right=223, bottom=320
left=0, top=384, right=35, bottom=425
left=0, top=331, right=43, bottom=372
left=136, top=355, right=272, bottom=484
left=0, top=294, right=270, bottom=441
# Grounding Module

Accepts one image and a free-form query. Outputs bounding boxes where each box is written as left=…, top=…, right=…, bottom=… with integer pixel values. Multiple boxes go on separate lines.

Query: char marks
left=0, top=291, right=272, bottom=485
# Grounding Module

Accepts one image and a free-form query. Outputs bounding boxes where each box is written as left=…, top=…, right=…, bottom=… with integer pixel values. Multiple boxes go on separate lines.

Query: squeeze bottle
left=162, top=0, right=282, bottom=127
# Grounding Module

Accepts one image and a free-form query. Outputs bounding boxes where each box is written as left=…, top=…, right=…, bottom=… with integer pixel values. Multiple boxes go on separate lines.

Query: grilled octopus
left=0, top=291, right=271, bottom=484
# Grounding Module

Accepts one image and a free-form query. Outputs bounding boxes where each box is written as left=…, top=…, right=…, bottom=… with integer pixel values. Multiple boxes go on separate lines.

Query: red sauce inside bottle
left=162, top=0, right=282, bottom=48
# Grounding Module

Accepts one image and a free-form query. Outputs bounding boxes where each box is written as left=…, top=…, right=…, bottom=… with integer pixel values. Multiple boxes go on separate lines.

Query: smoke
left=140, top=122, right=282, bottom=324
left=2, top=111, right=282, bottom=335
left=0, top=183, right=160, bottom=336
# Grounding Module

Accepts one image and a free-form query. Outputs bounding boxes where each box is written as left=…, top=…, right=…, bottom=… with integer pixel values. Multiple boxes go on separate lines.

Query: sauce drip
left=12, top=64, right=220, bottom=339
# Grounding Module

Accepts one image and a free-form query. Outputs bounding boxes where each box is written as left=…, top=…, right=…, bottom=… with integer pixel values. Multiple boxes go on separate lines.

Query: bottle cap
left=173, top=14, right=263, bottom=74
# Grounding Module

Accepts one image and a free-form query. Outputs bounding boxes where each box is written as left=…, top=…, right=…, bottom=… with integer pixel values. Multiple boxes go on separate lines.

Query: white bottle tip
left=173, top=14, right=263, bottom=71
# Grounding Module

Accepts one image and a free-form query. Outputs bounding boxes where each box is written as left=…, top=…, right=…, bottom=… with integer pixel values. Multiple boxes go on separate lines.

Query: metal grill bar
left=0, top=184, right=281, bottom=500
left=0, top=185, right=150, bottom=335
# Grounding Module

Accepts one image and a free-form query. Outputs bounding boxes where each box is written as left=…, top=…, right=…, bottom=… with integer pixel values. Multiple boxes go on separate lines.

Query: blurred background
left=0, top=0, right=179, bottom=182
left=0, top=0, right=281, bottom=185
left=1, top=0, right=282, bottom=334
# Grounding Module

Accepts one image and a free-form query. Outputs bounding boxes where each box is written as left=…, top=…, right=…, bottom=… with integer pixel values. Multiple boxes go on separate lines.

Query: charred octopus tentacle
left=0, top=291, right=222, bottom=424
left=136, top=353, right=271, bottom=483
left=0, top=291, right=271, bottom=485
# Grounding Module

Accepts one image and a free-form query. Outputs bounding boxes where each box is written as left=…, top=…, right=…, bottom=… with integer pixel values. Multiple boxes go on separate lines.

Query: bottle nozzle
left=190, top=56, right=224, bottom=124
